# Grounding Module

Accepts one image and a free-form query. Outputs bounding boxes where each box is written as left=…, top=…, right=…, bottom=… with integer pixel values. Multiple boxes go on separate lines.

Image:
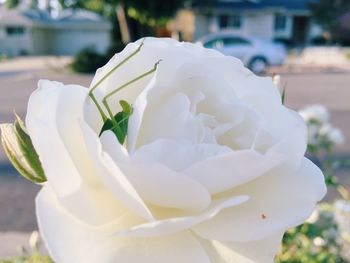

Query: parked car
left=197, top=31, right=286, bottom=73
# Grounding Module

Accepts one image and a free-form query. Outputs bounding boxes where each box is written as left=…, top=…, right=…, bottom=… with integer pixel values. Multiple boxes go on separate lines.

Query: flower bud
left=0, top=114, right=46, bottom=183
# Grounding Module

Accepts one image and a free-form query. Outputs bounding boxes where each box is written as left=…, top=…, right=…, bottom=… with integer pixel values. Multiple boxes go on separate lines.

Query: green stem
left=90, top=94, right=108, bottom=122
left=102, top=60, right=161, bottom=110
left=101, top=60, right=161, bottom=140
left=88, top=38, right=146, bottom=122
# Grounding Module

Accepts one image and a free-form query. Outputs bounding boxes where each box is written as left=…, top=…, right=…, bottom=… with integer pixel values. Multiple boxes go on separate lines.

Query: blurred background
left=0, top=0, right=350, bottom=262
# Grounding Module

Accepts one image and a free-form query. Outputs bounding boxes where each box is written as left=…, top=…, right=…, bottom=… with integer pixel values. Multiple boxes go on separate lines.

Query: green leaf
left=119, top=100, right=132, bottom=115
left=99, top=100, right=133, bottom=145
left=281, top=88, right=286, bottom=105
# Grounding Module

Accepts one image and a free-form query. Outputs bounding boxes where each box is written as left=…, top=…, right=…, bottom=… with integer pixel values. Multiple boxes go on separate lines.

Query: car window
left=203, top=39, right=224, bottom=49
left=223, top=37, right=251, bottom=46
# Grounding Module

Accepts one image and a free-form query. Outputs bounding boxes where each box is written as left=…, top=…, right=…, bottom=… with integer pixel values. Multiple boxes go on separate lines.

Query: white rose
left=319, top=124, right=345, bottom=145
left=26, top=38, right=326, bottom=263
left=299, top=104, right=330, bottom=124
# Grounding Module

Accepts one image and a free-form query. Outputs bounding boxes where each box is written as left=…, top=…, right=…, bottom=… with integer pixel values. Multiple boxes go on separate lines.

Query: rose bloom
left=26, top=38, right=326, bottom=263
left=299, top=104, right=330, bottom=124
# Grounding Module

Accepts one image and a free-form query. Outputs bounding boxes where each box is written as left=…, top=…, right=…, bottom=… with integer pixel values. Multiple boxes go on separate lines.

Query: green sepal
left=13, top=114, right=46, bottom=182
left=0, top=117, right=46, bottom=184
left=99, top=100, right=133, bottom=145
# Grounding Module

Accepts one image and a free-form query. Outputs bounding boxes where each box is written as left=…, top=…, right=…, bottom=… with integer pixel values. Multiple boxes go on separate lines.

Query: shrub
left=71, top=41, right=126, bottom=74
left=71, top=47, right=109, bottom=73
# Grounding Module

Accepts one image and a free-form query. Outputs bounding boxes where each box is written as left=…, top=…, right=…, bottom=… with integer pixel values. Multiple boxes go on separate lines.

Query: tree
left=308, top=0, right=350, bottom=43
left=58, top=0, right=187, bottom=42
left=5, top=0, right=20, bottom=8
left=6, top=0, right=187, bottom=43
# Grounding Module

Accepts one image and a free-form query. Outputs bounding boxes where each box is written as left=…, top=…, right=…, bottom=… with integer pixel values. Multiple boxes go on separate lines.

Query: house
left=0, top=4, right=112, bottom=56
left=191, top=0, right=323, bottom=45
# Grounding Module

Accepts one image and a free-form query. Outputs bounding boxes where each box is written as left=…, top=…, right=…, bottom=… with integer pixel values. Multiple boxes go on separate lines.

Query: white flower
left=319, top=124, right=345, bottom=145
left=299, top=104, right=330, bottom=124
left=26, top=38, right=326, bottom=263
left=299, top=104, right=344, bottom=148
left=313, top=236, right=325, bottom=247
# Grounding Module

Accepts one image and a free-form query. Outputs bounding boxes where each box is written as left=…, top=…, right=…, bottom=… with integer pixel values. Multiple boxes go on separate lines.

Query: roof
left=25, top=9, right=111, bottom=30
left=193, top=0, right=310, bottom=13
left=0, top=5, right=32, bottom=26
left=0, top=5, right=111, bottom=30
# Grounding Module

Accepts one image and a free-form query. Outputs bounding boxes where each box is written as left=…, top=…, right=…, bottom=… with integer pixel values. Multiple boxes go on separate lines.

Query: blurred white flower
left=299, top=104, right=345, bottom=150
left=320, top=124, right=345, bottom=145
left=313, top=236, right=325, bottom=246
left=333, top=199, right=350, bottom=261
left=299, top=104, right=330, bottom=124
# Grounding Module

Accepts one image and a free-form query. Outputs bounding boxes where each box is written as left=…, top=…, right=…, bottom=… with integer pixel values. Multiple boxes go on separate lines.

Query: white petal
left=184, top=149, right=285, bottom=194
left=89, top=38, right=223, bottom=105
left=267, top=114, right=307, bottom=168
left=26, top=80, right=123, bottom=225
left=26, top=80, right=83, bottom=197
left=117, top=196, right=249, bottom=237
left=121, top=162, right=212, bottom=211
left=133, top=92, right=200, bottom=147
left=203, top=56, right=280, bottom=106
left=193, top=158, right=326, bottom=242
left=196, top=231, right=284, bottom=263
left=100, top=131, right=129, bottom=162
left=101, top=137, right=229, bottom=212
left=80, top=121, right=154, bottom=221
left=37, top=185, right=211, bottom=263
left=88, top=38, right=224, bottom=135
left=131, top=139, right=231, bottom=171
left=128, top=60, right=239, bottom=152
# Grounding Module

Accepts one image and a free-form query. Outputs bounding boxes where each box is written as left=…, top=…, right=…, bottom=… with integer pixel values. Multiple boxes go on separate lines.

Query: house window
left=231, top=15, right=242, bottom=28
left=219, top=15, right=242, bottom=29
left=219, top=15, right=229, bottom=28
left=274, top=14, right=287, bottom=31
left=6, top=26, right=25, bottom=36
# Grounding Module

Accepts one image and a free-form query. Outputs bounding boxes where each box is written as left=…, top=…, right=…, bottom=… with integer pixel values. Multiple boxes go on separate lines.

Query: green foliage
left=71, top=40, right=126, bottom=74
left=278, top=204, right=347, bottom=263
left=308, top=0, right=350, bottom=43
left=5, top=0, right=20, bottom=8
left=100, top=100, right=132, bottom=144
left=0, top=252, right=53, bottom=263
left=71, top=47, right=109, bottom=73
left=60, top=0, right=186, bottom=26
left=0, top=53, right=7, bottom=61
left=126, top=0, right=185, bottom=27
left=308, top=0, right=350, bottom=31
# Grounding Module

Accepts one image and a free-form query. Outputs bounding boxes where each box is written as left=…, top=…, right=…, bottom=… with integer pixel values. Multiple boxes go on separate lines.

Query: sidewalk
left=268, top=46, right=350, bottom=74
left=0, top=232, right=32, bottom=258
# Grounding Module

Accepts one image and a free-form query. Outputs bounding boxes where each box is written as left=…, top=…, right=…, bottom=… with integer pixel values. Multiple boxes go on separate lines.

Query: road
left=0, top=66, right=349, bottom=234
